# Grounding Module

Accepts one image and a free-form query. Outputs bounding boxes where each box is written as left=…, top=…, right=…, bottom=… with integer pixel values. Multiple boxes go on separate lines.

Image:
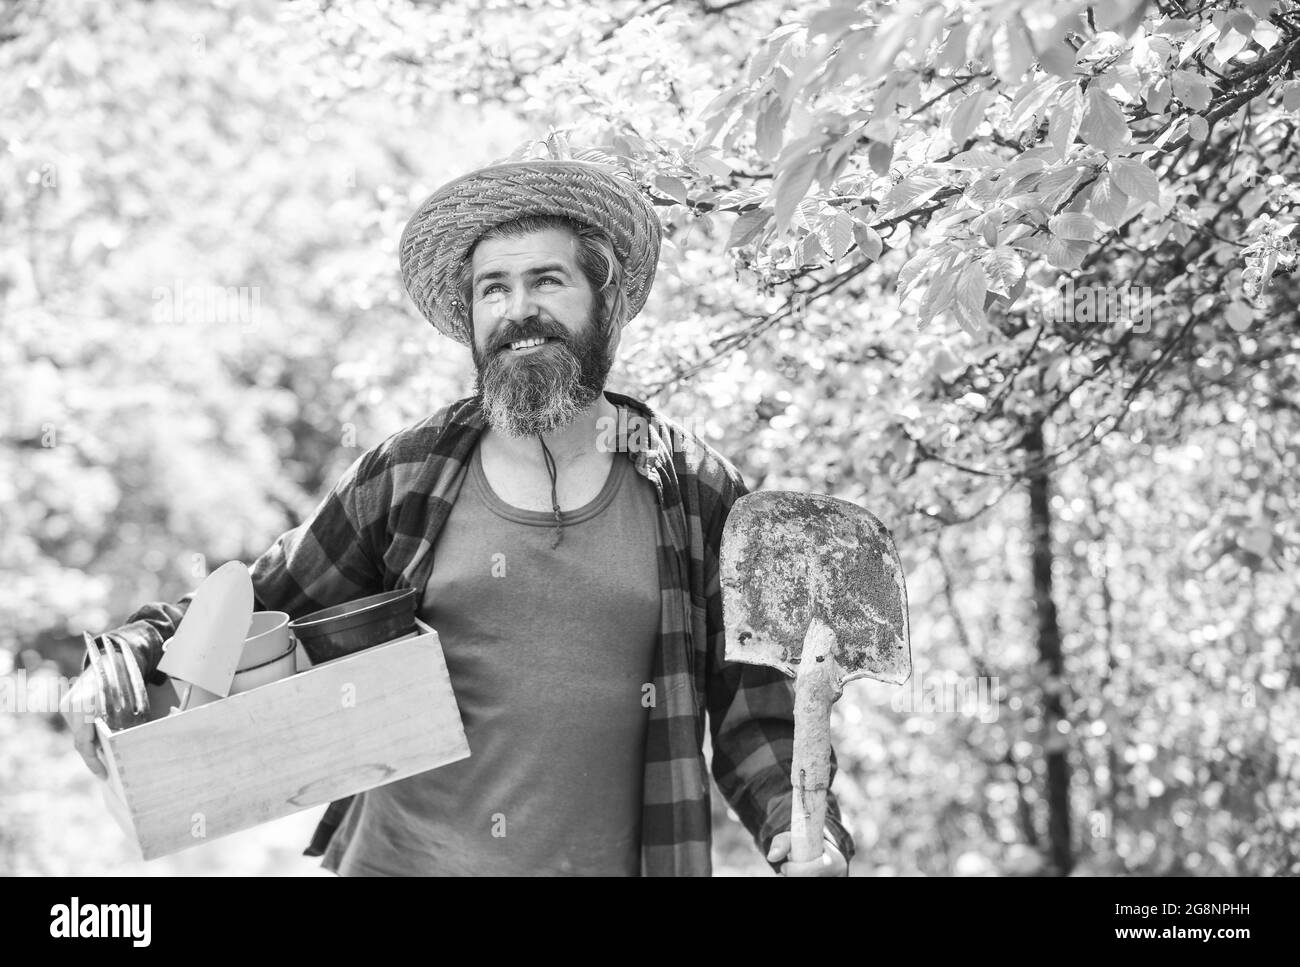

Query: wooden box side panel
left=94, top=718, right=140, bottom=850
left=104, top=628, right=468, bottom=860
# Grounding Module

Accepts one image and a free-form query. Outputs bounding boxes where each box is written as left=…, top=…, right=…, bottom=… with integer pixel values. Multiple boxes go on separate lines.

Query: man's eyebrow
left=472, top=263, right=572, bottom=287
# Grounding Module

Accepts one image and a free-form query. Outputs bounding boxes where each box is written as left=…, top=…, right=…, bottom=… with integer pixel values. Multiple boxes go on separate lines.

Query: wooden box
left=95, top=619, right=468, bottom=861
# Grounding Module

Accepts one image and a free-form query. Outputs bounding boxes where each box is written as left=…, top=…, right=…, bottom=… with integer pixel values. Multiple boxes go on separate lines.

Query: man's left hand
left=767, top=831, right=849, bottom=877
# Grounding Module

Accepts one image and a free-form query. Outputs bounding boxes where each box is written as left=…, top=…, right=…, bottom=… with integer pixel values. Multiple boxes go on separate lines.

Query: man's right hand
left=60, top=668, right=109, bottom=780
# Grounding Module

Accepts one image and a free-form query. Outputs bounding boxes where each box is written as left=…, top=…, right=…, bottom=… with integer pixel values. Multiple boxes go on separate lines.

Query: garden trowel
left=720, top=491, right=911, bottom=866
left=158, top=560, right=254, bottom=710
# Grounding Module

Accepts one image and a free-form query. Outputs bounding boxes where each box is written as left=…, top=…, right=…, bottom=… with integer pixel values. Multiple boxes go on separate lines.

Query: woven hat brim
left=399, top=160, right=662, bottom=345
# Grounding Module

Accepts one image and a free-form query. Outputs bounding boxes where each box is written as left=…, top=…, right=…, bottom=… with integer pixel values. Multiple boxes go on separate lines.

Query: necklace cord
left=537, top=434, right=563, bottom=549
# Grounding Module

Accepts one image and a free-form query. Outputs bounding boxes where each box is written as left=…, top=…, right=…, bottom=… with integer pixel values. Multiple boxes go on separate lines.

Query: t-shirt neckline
left=470, top=439, right=627, bottom=526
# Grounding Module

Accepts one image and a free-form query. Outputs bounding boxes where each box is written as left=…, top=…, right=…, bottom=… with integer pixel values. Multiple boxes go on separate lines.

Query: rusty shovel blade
left=721, top=491, right=911, bottom=690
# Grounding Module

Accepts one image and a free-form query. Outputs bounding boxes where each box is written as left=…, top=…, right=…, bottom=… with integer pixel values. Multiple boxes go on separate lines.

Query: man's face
left=468, top=227, right=616, bottom=438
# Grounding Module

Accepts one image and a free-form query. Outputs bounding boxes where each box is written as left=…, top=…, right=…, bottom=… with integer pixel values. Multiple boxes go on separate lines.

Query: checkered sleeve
left=246, top=447, right=389, bottom=621
left=702, top=469, right=856, bottom=872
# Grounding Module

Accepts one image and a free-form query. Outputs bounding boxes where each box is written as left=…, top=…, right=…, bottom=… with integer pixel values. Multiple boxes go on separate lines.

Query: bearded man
left=65, top=155, right=855, bottom=877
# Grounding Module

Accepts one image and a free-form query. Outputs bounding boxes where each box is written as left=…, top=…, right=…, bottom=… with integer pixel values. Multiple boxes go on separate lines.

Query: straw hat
left=399, top=158, right=663, bottom=345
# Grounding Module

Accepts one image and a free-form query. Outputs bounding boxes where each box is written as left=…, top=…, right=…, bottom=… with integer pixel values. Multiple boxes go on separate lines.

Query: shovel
left=720, top=491, right=911, bottom=867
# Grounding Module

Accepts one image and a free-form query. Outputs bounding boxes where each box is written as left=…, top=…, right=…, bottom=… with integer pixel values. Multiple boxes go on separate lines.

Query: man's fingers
left=73, top=728, right=108, bottom=780
left=772, top=837, right=849, bottom=877
left=780, top=850, right=848, bottom=877
left=63, top=670, right=109, bottom=780
left=781, top=855, right=827, bottom=877
left=767, top=831, right=791, bottom=862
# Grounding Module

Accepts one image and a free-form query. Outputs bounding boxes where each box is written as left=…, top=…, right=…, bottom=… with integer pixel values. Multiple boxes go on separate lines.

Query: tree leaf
left=858, top=12, right=919, bottom=85
left=1171, top=70, right=1212, bottom=111
left=972, top=209, right=1002, bottom=247
left=699, top=86, right=743, bottom=122
left=917, top=264, right=957, bottom=328
left=545, top=130, right=572, bottom=159
left=716, top=185, right=769, bottom=210
left=852, top=222, right=883, bottom=261
left=808, top=1, right=862, bottom=39
left=1005, top=76, right=1062, bottom=135
left=1011, top=233, right=1050, bottom=256
left=1284, top=82, right=1300, bottom=113
left=1040, top=40, right=1078, bottom=78
left=949, top=149, right=1004, bottom=171
left=1088, top=174, right=1131, bottom=228
left=726, top=207, right=772, bottom=248
left=1048, top=212, right=1098, bottom=241
left=939, top=20, right=970, bottom=70
left=991, top=15, right=1034, bottom=84
left=964, top=176, right=1003, bottom=210
left=1045, top=236, right=1090, bottom=269
left=791, top=197, right=821, bottom=231
left=817, top=209, right=855, bottom=260
left=983, top=246, right=1025, bottom=297
left=773, top=150, right=822, bottom=232
left=755, top=93, right=790, bottom=161
left=949, top=88, right=992, bottom=145
left=1079, top=86, right=1130, bottom=153
left=954, top=261, right=989, bottom=331
left=1110, top=158, right=1160, bottom=207
left=1034, top=166, right=1083, bottom=206
left=1252, top=20, right=1280, bottom=51
left=868, top=139, right=894, bottom=177
left=653, top=174, right=689, bottom=205
left=692, top=152, right=733, bottom=180
left=797, top=231, right=824, bottom=265
left=897, top=249, right=931, bottom=297
left=1003, top=153, right=1047, bottom=183
left=1145, top=78, right=1172, bottom=115
left=1048, top=84, right=1084, bottom=159
left=1213, top=15, right=1253, bottom=64
left=879, top=173, right=945, bottom=218
left=746, top=23, right=803, bottom=82
left=1225, top=300, right=1256, bottom=332
left=1178, top=19, right=1220, bottom=64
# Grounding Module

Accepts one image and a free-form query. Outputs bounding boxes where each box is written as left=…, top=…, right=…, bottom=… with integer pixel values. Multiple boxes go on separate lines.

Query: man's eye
left=481, top=283, right=505, bottom=296
left=537, top=276, right=561, bottom=286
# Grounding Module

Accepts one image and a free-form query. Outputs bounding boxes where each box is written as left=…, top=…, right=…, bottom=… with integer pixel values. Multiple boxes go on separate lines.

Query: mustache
left=486, top=318, right=572, bottom=355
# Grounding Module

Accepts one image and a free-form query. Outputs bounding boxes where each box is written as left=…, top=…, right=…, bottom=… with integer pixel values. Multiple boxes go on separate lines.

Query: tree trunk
left=1025, top=420, right=1072, bottom=874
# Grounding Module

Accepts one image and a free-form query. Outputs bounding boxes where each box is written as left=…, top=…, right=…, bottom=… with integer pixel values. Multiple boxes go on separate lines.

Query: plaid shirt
left=105, top=390, right=854, bottom=875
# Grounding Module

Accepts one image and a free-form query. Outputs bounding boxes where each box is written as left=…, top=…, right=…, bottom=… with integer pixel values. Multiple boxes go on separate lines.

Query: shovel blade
left=721, top=491, right=911, bottom=689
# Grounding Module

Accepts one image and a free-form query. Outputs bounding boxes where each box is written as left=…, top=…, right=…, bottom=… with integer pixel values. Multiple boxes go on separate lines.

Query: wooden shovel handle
left=790, top=616, right=839, bottom=865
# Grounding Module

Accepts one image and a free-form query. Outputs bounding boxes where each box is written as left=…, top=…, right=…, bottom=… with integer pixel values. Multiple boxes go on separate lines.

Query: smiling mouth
left=504, top=337, right=561, bottom=353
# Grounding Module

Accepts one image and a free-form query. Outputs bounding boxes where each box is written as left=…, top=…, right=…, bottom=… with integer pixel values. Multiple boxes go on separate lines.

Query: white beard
left=479, top=342, right=602, bottom=438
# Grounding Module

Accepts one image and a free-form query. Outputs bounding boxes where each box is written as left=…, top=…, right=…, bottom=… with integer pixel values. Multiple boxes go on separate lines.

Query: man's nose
left=501, top=283, right=539, bottom=324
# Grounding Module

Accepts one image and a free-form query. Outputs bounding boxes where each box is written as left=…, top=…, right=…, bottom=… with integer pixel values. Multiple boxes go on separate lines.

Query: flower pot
left=289, top=588, right=417, bottom=665
left=230, top=645, right=297, bottom=694
left=241, top=611, right=291, bottom=669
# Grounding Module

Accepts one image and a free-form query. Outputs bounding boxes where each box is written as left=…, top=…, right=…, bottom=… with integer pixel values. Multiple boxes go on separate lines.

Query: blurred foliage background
left=2, top=0, right=1298, bottom=875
